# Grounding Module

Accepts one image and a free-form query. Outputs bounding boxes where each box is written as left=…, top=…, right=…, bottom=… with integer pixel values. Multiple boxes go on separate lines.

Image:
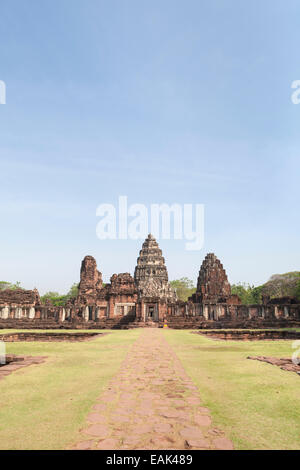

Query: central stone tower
left=134, top=234, right=177, bottom=302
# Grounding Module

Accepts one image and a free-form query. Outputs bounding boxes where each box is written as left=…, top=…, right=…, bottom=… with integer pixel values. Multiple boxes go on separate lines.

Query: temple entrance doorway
left=88, top=306, right=93, bottom=321
left=148, top=307, right=154, bottom=318
left=146, top=304, right=159, bottom=322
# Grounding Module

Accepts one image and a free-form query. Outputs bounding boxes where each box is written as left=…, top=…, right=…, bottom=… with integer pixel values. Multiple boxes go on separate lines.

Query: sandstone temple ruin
left=0, top=234, right=299, bottom=329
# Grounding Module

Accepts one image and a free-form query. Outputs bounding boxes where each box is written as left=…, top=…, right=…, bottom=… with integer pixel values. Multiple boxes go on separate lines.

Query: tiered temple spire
left=195, top=253, right=231, bottom=303
left=134, top=234, right=177, bottom=301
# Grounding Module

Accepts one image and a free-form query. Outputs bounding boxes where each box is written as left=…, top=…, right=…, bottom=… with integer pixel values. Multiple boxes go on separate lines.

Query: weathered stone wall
left=0, top=288, right=40, bottom=306
left=77, top=255, right=103, bottom=306
left=196, top=330, right=300, bottom=340
left=1, top=299, right=299, bottom=327
left=1, top=248, right=299, bottom=329
left=106, top=273, right=138, bottom=317
left=184, top=301, right=300, bottom=322
left=0, top=332, right=102, bottom=341
left=0, top=304, right=299, bottom=329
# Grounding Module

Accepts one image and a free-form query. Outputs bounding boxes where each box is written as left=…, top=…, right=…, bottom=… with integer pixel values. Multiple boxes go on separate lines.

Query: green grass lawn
left=1, top=328, right=299, bottom=450
left=163, top=330, right=300, bottom=450
left=0, top=329, right=141, bottom=450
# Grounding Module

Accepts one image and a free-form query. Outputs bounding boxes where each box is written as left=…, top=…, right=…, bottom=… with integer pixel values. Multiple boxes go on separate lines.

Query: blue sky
left=0, top=0, right=299, bottom=294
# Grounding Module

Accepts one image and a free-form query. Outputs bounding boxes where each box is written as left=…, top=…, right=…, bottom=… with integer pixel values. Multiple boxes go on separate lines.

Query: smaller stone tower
left=194, top=253, right=231, bottom=303
left=77, top=255, right=103, bottom=306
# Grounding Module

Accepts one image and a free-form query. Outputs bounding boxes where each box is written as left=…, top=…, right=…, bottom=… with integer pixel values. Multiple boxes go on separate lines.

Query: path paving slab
left=70, top=329, right=234, bottom=450
left=0, top=355, right=46, bottom=380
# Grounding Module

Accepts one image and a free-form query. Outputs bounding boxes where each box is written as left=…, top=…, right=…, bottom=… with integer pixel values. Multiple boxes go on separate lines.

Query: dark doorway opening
left=88, top=307, right=93, bottom=321
left=148, top=307, right=154, bottom=318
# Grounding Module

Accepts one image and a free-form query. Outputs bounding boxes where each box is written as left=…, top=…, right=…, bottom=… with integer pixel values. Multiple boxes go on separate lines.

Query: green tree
left=295, top=279, right=300, bottom=302
left=40, top=283, right=79, bottom=306
left=0, top=281, right=23, bottom=290
left=66, top=283, right=79, bottom=300
left=170, top=278, right=196, bottom=302
left=40, top=291, right=67, bottom=306
left=0, top=281, right=12, bottom=290
left=10, top=281, right=23, bottom=290
left=231, top=283, right=263, bottom=305
left=251, top=285, right=263, bottom=304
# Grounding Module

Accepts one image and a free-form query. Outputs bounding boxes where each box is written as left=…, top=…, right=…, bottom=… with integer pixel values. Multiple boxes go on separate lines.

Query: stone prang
left=134, top=234, right=177, bottom=301
left=195, top=253, right=231, bottom=303
left=77, top=255, right=103, bottom=305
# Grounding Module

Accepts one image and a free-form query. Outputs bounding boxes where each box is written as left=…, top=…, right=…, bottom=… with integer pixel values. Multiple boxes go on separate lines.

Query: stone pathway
left=71, top=329, right=234, bottom=450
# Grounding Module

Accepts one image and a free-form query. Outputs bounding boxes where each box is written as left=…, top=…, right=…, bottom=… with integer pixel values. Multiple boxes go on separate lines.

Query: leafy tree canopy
left=231, top=283, right=263, bottom=305
left=170, top=277, right=196, bottom=302
left=0, top=281, right=23, bottom=290
left=67, top=283, right=79, bottom=299
left=40, top=283, right=79, bottom=306
left=294, top=279, right=300, bottom=302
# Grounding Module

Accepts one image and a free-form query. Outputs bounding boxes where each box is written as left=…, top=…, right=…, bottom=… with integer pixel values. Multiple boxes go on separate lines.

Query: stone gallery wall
left=1, top=291, right=299, bottom=327
left=0, top=288, right=40, bottom=306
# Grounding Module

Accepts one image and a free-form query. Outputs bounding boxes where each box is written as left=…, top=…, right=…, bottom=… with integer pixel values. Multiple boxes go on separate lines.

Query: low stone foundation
left=0, top=332, right=104, bottom=342
left=0, top=355, right=46, bottom=380
left=248, top=356, right=300, bottom=376
left=1, top=316, right=300, bottom=330
left=195, top=330, right=300, bottom=340
left=0, top=314, right=137, bottom=330
left=164, top=316, right=300, bottom=330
